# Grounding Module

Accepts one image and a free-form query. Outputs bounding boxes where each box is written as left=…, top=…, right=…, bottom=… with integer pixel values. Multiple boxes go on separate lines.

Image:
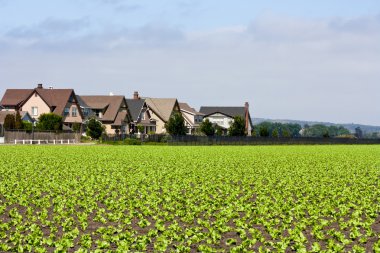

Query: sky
left=0, top=0, right=380, bottom=125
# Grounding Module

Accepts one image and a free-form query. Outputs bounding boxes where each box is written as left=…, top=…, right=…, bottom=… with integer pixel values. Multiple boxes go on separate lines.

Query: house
left=125, top=92, right=156, bottom=134
left=0, top=84, right=84, bottom=130
left=144, top=96, right=180, bottom=134
left=200, top=102, right=253, bottom=136
left=77, top=95, right=131, bottom=135
left=0, top=111, right=33, bottom=136
left=179, top=102, right=204, bottom=134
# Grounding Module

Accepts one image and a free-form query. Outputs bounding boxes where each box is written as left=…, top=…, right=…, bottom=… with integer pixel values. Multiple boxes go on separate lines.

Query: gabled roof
left=200, top=106, right=246, bottom=118
left=112, top=111, right=128, bottom=126
left=125, top=99, right=146, bottom=122
left=0, top=89, right=34, bottom=107
left=179, top=102, right=204, bottom=116
left=0, top=87, right=81, bottom=117
left=78, top=95, right=126, bottom=122
left=145, top=98, right=178, bottom=122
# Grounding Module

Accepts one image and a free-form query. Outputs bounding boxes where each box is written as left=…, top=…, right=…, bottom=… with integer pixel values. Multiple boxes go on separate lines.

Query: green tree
left=215, top=125, right=223, bottom=136
left=228, top=116, right=246, bottom=136
left=259, top=125, right=270, bottom=137
left=72, top=123, right=82, bottom=133
left=282, top=128, right=291, bottom=138
left=36, top=113, right=63, bottom=131
left=200, top=118, right=215, bottom=136
left=3, top=114, right=15, bottom=130
left=272, top=129, right=279, bottom=138
left=165, top=112, right=187, bottom=136
left=137, top=124, right=145, bottom=134
left=15, top=111, right=23, bottom=130
left=86, top=118, right=104, bottom=139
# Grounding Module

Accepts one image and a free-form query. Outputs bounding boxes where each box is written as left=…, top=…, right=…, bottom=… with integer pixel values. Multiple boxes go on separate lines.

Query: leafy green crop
left=0, top=145, right=380, bottom=252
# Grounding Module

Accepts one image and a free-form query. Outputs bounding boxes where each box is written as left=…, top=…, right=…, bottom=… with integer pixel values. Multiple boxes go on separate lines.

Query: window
left=140, top=112, right=145, bottom=120
left=64, top=107, right=70, bottom=116
left=72, top=107, right=77, bottom=117
left=31, top=107, right=38, bottom=116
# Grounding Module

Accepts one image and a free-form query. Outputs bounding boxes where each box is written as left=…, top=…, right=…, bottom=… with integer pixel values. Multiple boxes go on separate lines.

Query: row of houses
left=0, top=84, right=253, bottom=136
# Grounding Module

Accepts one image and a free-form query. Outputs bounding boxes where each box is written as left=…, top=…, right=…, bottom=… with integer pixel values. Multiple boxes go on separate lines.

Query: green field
left=1, top=145, right=380, bottom=252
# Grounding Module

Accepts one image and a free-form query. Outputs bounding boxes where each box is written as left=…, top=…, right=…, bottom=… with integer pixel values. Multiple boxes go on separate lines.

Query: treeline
left=253, top=122, right=352, bottom=138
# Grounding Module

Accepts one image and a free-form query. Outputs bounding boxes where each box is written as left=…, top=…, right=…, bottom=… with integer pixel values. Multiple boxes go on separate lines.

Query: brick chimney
left=37, top=83, right=43, bottom=89
left=133, top=91, right=139, bottom=100
left=244, top=102, right=249, bottom=131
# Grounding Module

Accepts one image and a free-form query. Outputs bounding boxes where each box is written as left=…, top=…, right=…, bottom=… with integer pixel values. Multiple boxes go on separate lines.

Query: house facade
left=126, top=92, right=156, bottom=134
left=77, top=95, right=131, bottom=135
left=0, top=84, right=83, bottom=130
left=200, top=102, right=253, bottom=136
left=179, top=102, right=204, bottom=134
left=145, top=97, right=180, bottom=134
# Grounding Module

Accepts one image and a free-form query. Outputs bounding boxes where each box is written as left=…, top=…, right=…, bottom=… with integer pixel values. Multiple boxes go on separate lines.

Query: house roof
left=199, top=106, right=247, bottom=118
left=0, top=111, right=31, bottom=124
left=36, top=89, right=76, bottom=116
left=0, top=87, right=79, bottom=117
left=179, top=102, right=204, bottom=116
left=125, top=99, right=145, bottom=122
left=0, top=89, right=35, bottom=107
left=78, top=95, right=126, bottom=122
left=112, top=111, right=128, bottom=126
left=145, top=98, right=178, bottom=122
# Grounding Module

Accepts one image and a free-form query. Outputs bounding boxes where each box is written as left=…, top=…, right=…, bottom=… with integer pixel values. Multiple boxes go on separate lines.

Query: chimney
left=133, top=91, right=139, bottom=100
left=244, top=102, right=249, bottom=131
left=37, top=84, right=43, bottom=89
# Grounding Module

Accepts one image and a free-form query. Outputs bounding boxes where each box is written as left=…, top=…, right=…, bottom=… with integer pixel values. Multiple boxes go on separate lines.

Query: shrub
left=36, top=113, right=63, bottom=131
left=200, top=119, right=215, bottom=136
left=86, top=118, right=104, bottom=139
left=228, top=116, right=246, bottom=136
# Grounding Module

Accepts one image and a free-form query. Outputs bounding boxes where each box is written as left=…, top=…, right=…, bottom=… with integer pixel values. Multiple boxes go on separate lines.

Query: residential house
left=200, top=102, right=253, bottom=136
left=145, top=97, right=180, bottom=134
left=77, top=95, right=131, bottom=135
left=0, top=111, right=33, bottom=136
left=0, top=84, right=84, bottom=130
left=179, top=102, right=204, bottom=134
left=125, top=92, right=156, bottom=134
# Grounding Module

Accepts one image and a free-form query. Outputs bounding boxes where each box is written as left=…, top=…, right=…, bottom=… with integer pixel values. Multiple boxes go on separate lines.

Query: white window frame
left=72, top=107, right=77, bottom=117
left=31, top=106, right=38, bottom=116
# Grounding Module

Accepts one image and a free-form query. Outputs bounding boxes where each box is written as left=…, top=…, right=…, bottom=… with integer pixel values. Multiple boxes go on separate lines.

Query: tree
left=22, top=121, right=33, bottom=131
left=36, top=113, right=63, bottom=131
left=15, top=111, right=23, bottom=130
left=165, top=112, right=187, bottom=136
left=3, top=114, right=15, bottom=130
left=86, top=118, right=104, bottom=139
left=215, top=125, right=223, bottom=136
left=72, top=123, right=82, bottom=133
left=137, top=124, right=145, bottom=134
left=272, top=129, right=279, bottom=138
left=282, top=128, right=291, bottom=138
left=228, top=116, right=246, bottom=136
left=200, top=119, right=215, bottom=136
left=259, top=125, right=270, bottom=137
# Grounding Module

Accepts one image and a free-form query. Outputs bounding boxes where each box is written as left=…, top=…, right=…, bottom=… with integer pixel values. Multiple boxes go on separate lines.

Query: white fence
left=14, top=139, right=76, bottom=145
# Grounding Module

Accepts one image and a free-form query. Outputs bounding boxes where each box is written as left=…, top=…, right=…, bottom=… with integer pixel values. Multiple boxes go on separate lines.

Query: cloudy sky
left=0, top=0, right=379, bottom=125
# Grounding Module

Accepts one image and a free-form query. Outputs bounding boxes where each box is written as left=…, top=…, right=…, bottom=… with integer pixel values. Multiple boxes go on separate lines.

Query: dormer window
left=72, top=107, right=77, bottom=117
left=64, top=107, right=70, bottom=116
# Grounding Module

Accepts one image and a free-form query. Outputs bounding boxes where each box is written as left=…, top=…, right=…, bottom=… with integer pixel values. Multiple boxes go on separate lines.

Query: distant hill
left=253, top=118, right=380, bottom=134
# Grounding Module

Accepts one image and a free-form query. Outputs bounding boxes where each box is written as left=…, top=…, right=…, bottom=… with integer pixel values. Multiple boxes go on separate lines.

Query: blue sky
left=1, top=0, right=380, bottom=125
